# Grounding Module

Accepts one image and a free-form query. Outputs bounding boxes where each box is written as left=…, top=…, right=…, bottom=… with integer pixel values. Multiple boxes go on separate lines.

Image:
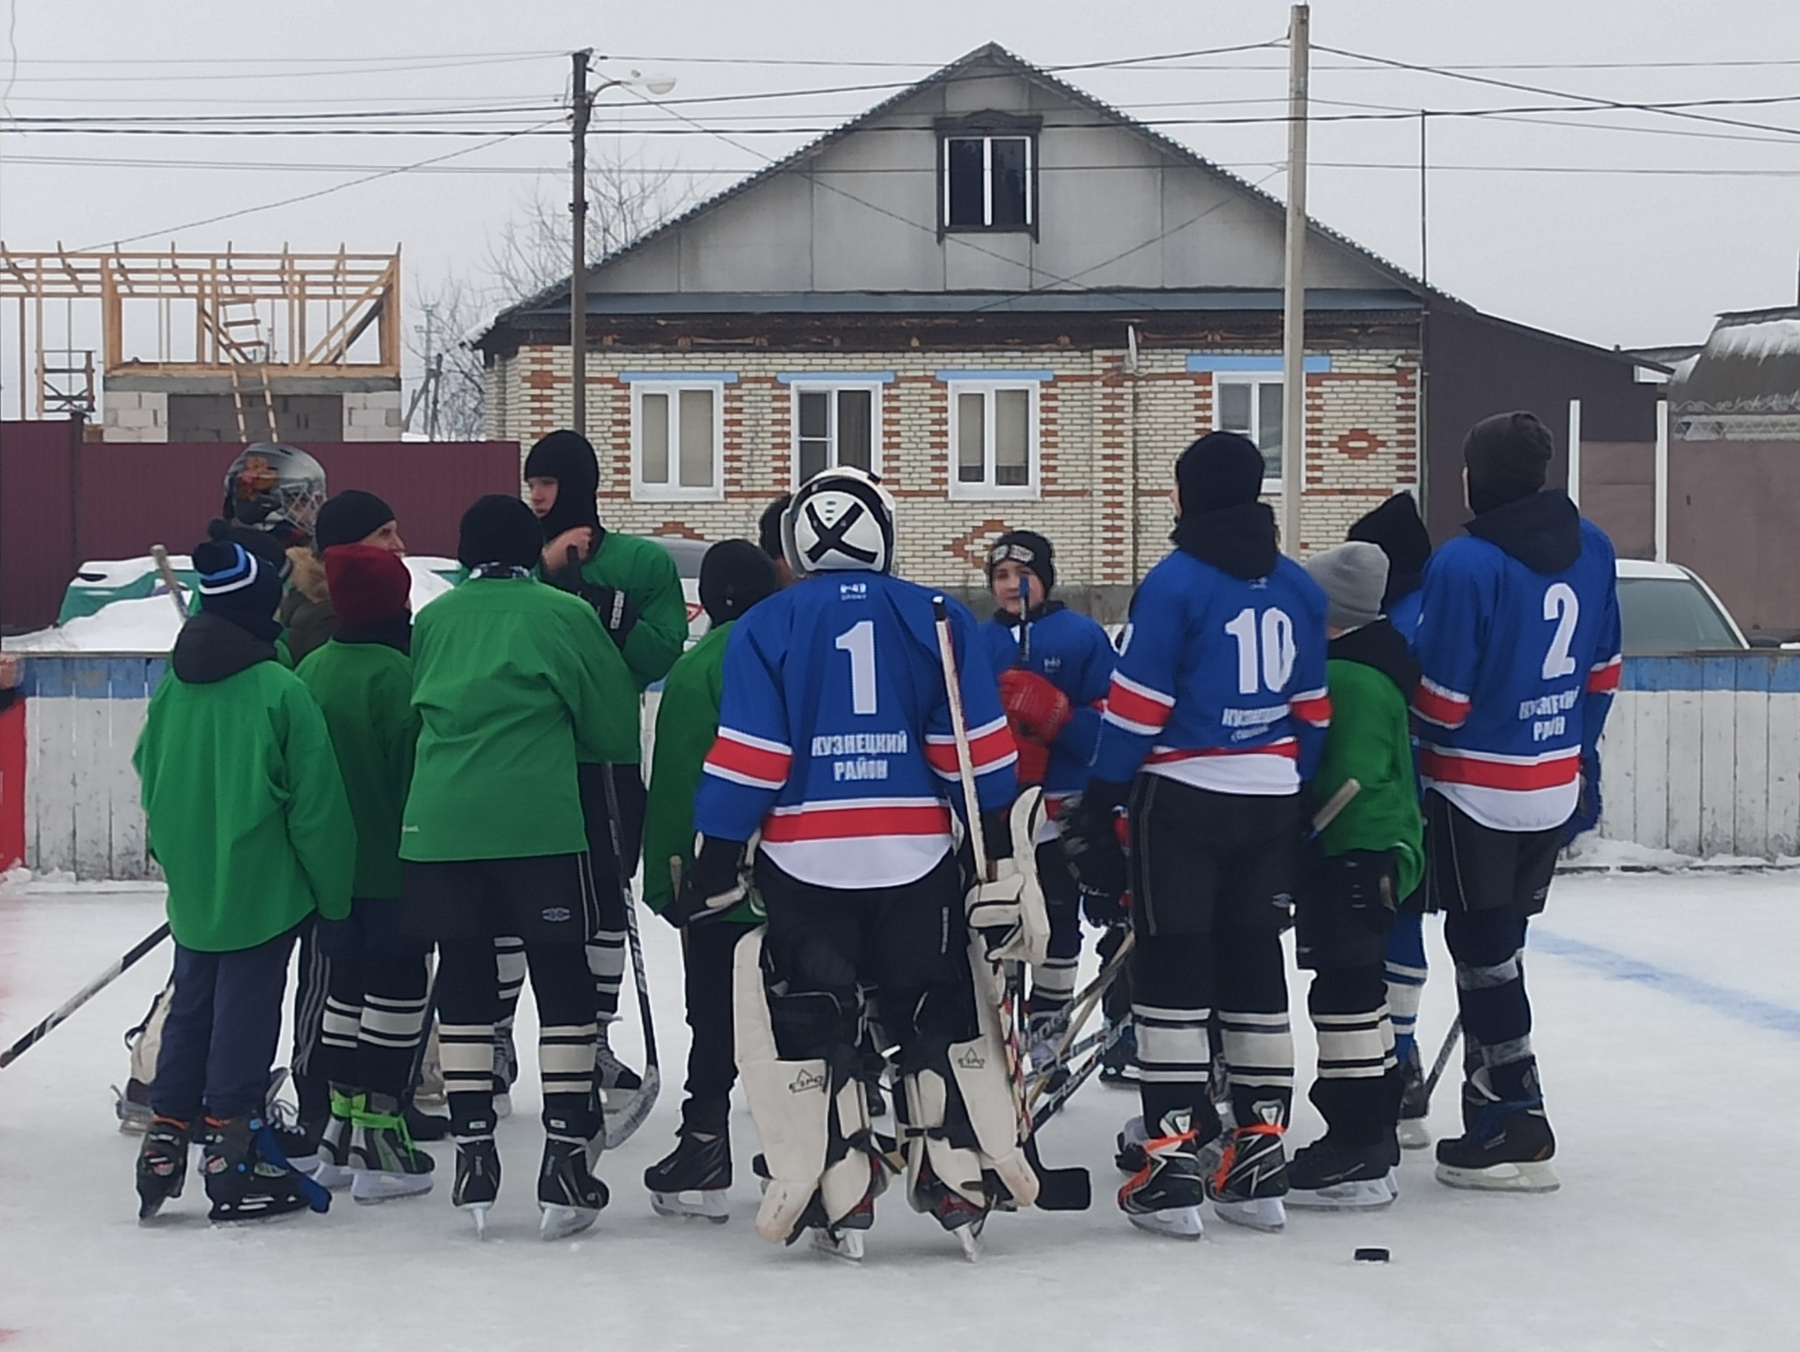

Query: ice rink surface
left=3, top=870, right=1798, bottom=1351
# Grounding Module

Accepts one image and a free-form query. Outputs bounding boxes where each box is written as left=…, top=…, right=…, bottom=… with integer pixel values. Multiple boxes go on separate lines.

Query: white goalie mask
left=781, top=466, right=897, bottom=576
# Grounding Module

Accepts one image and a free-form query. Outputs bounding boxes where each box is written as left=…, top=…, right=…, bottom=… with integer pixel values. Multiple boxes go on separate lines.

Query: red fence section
left=1, top=424, right=522, bottom=632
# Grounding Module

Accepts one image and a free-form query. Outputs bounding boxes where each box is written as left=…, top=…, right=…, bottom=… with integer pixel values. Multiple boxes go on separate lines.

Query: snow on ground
left=3, top=872, right=1799, bottom=1351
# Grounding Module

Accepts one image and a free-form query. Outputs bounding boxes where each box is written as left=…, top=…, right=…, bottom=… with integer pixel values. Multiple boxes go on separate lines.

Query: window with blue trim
left=1215, top=376, right=1285, bottom=483
left=632, top=382, right=724, bottom=500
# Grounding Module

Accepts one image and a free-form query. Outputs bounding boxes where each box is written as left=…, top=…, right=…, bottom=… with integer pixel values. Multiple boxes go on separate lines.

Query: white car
left=1614, top=559, right=1747, bottom=656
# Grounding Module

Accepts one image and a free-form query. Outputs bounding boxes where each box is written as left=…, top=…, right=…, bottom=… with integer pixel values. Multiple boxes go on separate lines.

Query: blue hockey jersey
left=1412, top=493, right=1621, bottom=833
left=695, top=572, right=1017, bottom=889
left=1092, top=550, right=1331, bottom=793
left=1387, top=587, right=1422, bottom=646
left=980, top=605, right=1115, bottom=808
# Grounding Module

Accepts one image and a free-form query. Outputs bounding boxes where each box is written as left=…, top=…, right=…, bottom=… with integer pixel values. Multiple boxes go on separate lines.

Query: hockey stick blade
left=1024, top=1137, right=1090, bottom=1211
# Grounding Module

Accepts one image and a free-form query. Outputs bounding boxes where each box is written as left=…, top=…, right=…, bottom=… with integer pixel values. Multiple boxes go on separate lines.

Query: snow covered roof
left=1674, top=307, right=1800, bottom=416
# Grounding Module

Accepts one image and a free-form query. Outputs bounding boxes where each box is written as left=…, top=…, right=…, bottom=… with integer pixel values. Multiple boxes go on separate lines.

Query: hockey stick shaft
left=1422, top=1015, right=1462, bottom=1101
left=150, top=545, right=189, bottom=625
left=1310, top=777, right=1361, bottom=837
left=0, top=922, right=171, bottom=1069
left=601, top=765, right=659, bottom=1071
left=931, top=597, right=989, bottom=881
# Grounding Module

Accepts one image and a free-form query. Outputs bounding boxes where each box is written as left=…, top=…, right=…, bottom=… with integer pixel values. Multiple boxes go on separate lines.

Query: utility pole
left=569, top=48, right=593, bottom=439
left=1280, top=4, right=1311, bottom=556
left=1419, top=110, right=1429, bottom=284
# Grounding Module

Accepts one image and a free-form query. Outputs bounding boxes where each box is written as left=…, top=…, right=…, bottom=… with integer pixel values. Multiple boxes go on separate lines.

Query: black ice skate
left=453, top=1134, right=501, bottom=1238
left=1434, top=1082, right=1559, bottom=1193
left=1286, top=1133, right=1400, bottom=1210
left=201, top=1115, right=321, bottom=1224
left=135, top=1116, right=190, bottom=1222
left=349, top=1094, right=434, bottom=1204
left=538, top=1133, right=609, bottom=1241
left=645, top=1129, right=731, bottom=1223
left=1397, top=1043, right=1431, bottom=1150
left=1117, top=1111, right=1206, bottom=1240
left=1206, top=1115, right=1289, bottom=1232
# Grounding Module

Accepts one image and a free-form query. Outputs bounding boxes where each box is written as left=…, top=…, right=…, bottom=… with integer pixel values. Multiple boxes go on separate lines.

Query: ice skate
left=135, top=1116, right=190, bottom=1221
left=645, top=1129, right=731, bottom=1223
left=1286, top=1133, right=1400, bottom=1210
left=1118, top=1111, right=1206, bottom=1240
left=453, top=1134, right=500, bottom=1239
left=596, top=1024, right=652, bottom=1146
left=1435, top=1082, right=1559, bottom=1193
left=811, top=1224, right=866, bottom=1263
left=1397, top=1044, right=1431, bottom=1149
left=538, top=1133, right=609, bottom=1240
left=201, top=1116, right=318, bottom=1224
left=114, top=1078, right=154, bottom=1135
left=914, top=1157, right=991, bottom=1259
left=1207, top=1119, right=1289, bottom=1232
left=349, top=1094, right=434, bottom=1203
left=310, top=1090, right=359, bottom=1190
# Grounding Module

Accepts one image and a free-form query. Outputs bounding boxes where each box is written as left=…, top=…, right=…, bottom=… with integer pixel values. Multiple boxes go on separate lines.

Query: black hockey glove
left=1059, top=778, right=1131, bottom=905
left=1328, top=849, right=1398, bottom=934
left=667, top=835, right=750, bottom=928
left=576, top=582, right=640, bottom=651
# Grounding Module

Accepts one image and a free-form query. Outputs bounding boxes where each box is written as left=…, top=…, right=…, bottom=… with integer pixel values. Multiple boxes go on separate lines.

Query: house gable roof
left=1674, top=306, right=1800, bottom=416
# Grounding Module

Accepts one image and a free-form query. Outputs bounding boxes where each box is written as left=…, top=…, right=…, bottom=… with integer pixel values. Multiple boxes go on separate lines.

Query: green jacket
left=401, top=575, right=641, bottom=863
left=1314, top=622, right=1426, bottom=898
left=296, top=636, right=418, bottom=900
left=134, top=613, right=354, bottom=952
left=642, top=622, right=757, bottom=924
left=541, top=530, right=687, bottom=693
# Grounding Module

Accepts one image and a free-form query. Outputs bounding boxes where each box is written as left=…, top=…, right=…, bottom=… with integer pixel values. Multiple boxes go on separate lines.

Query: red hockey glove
left=998, top=668, right=1073, bottom=744
left=1013, top=734, right=1051, bottom=788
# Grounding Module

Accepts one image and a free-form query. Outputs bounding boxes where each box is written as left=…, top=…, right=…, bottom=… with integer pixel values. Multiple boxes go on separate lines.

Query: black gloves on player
left=1326, top=848, right=1398, bottom=933
left=667, top=835, right=751, bottom=928
left=1059, top=778, right=1132, bottom=905
left=549, top=550, right=641, bottom=652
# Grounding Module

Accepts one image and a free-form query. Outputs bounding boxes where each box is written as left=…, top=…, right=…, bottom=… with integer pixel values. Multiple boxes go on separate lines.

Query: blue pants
left=151, top=924, right=300, bottom=1123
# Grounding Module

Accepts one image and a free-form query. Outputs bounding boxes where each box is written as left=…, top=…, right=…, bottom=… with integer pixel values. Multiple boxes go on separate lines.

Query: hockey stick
left=600, top=763, right=661, bottom=1148
left=931, top=596, right=1089, bottom=1212
left=1422, top=1015, right=1462, bottom=1102
left=151, top=545, right=189, bottom=624
left=1, top=922, right=171, bottom=1069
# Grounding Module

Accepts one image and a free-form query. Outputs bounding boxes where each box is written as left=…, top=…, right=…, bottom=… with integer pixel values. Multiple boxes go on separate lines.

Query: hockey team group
left=117, top=405, right=1621, bottom=1257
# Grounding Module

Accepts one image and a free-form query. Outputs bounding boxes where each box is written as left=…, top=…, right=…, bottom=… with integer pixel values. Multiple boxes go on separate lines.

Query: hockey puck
left=1353, top=1247, right=1390, bottom=1263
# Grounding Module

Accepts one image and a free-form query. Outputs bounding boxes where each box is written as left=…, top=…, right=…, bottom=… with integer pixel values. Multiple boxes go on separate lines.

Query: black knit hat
left=1176, top=431, right=1266, bottom=515
left=1348, top=492, right=1432, bottom=577
left=313, top=489, right=396, bottom=552
left=986, top=529, right=1056, bottom=594
left=758, top=494, right=792, bottom=562
left=523, top=429, right=601, bottom=537
left=458, top=494, right=543, bottom=571
left=192, top=519, right=283, bottom=640
left=699, top=539, right=780, bottom=627
left=1464, top=411, right=1553, bottom=516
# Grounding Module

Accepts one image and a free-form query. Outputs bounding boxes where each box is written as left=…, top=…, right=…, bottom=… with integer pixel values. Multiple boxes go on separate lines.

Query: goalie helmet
left=221, top=443, right=327, bottom=543
left=781, top=466, right=897, bottom=577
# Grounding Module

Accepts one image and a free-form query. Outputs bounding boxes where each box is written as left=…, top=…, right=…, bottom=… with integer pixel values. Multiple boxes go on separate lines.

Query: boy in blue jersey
left=978, top=530, right=1117, bottom=1024
left=1412, top=412, right=1620, bottom=1192
left=1067, top=431, right=1331, bottom=1240
left=1347, top=491, right=1437, bottom=1145
left=675, top=468, right=1045, bottom=1260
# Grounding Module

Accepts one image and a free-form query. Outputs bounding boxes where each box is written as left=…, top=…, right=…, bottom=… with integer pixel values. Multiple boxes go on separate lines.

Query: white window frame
left=941, top=134, right=1034, bottom=230
left=946, top=380, right=1041, bottom=501
left=787, top=380, right=885, bottom=487
left=1213, top=373, right=1285, bottom=493
left=630, top=379, right=726, bottom=502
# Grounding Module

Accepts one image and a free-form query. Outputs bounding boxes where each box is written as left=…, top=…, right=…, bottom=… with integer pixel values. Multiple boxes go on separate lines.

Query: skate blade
left=1286, top=1172, right=1398, bottom=1211
left=1126, top=1205, right=1205, bottom=1241
left=310, top=1162, right=355, bottom=1191
left=811, top=1227, right=865, bottom=1263
left=1212, top=1196, right=1286, bottom=1232
left=540, top=1202, right=601, bottom=1241
left=650, top=1189, right=730, bottom=1223
left=1397, top=1119, right=1433, bottom=1151
left=462, top=1202, right=493, bottom=1239
left=955, top=1226, right=981, bottom=1262
left=207, top=1203, right=310, bottom=1227
left=352, top=1171, right=434, bottom=1204
left=1435, top=1159, right=1560, bottom=1193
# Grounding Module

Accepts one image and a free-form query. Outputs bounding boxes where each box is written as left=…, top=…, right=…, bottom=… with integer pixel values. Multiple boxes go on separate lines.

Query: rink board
left=6, top=651, right=1800, bottom=878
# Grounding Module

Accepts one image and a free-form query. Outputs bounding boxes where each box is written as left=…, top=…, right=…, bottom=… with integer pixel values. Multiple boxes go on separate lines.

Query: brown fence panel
left=1582, top=440, right=1655, bottom=561
left=0, top=418, right=81, bottom=633
left=1668, top=439, right=1800, bottom=638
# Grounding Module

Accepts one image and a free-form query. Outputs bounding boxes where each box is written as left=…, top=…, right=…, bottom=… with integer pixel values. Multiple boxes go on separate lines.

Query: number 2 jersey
left=694, top=571, right=1017, bottom=890
left=1411, top=491, right=1621, bottom=833
left=1092, top=549, right=1331, bottom=793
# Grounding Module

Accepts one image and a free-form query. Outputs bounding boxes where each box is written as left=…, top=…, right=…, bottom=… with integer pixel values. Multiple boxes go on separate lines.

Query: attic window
left=941, top=134, right=1034, bottom=232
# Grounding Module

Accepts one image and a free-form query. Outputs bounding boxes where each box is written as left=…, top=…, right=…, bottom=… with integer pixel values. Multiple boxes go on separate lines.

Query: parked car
left=1615, top=559, right=1748, bottom=656
left=652, top=535, right=710, bottom=647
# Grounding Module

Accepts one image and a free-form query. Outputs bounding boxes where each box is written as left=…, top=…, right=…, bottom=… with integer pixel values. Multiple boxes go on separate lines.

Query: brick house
left=478, top=44, right=1661, bottom=615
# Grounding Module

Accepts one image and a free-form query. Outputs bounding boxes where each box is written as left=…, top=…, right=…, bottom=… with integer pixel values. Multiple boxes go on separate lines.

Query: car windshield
left=1617, top=576, right=1741, bottom=654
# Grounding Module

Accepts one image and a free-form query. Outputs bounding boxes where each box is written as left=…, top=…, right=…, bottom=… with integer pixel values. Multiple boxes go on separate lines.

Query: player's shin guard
left=898, top=1021, right=1037, bottom=1224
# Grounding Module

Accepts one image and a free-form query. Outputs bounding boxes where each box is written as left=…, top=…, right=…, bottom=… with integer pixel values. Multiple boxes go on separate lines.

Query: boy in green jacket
left=1288, top=541, right=1426, bottom=1211
left=132, top=533, right=354, bottom=1225
left=296, top=543, right=433, bottom=1204
left=401, top=495, right=641, bottom=1241
left=518, top=429, right=687, bottom=1135
left=639, top=540, right=779, bottom=1221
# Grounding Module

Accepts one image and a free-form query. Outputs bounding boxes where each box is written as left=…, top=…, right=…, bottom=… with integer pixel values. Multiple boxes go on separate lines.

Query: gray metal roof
left=1673, top=307, right=1800, bottom=415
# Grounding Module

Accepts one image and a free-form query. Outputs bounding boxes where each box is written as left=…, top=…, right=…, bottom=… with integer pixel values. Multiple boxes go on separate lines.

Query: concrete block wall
left=487, top=340, right=1423, bottom=597
left=342, top=390, right=404, bottom=441
left=100, top=390, right=169, bottom=443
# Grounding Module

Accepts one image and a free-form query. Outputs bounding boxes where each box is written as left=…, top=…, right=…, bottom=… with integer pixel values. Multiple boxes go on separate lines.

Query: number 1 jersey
left=694, top=572, right=1017, bottom=890
left=1092, top=550, right=1331, bottom=794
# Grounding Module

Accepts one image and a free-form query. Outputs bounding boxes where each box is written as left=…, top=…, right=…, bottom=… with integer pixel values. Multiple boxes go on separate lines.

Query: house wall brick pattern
left=487, top=343, right=1422, bottom=591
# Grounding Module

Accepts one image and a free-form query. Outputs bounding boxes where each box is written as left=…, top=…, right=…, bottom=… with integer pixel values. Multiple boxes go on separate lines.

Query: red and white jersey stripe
left=1144, top=737, right=1302, bottom=796
left=1289, top=686, right=1333, bottom=728
left=1587, top=653, right=1623, bottom=694
left=923, top=714, right=1018, bottom=782
left=1412, top=676, right=1472, bottom=730
left=703, top=727, right=793, bottom=791
left=758, top=796, right=953, bottom=888
left=1420, top=744, right=1582, bottom=831
left=1102, top=672, right=1176, bottom=737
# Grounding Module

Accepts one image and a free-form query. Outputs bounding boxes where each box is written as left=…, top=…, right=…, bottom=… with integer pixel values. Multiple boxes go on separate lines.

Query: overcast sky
left=3, top=0, right=1799, bottom=398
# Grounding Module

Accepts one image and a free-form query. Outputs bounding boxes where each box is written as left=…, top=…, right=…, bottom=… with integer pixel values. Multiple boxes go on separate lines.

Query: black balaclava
left=458, top=494, right=544, bottom=572
left=699, top=539, right=780, bottom=627
left=1464, top=411, right=1553, bottom=517
left=1347, top=491, right=1433, bottom=606
left=523, top=430, right=602, bottom=540
left=1171, top=431, right=1279, bottom=581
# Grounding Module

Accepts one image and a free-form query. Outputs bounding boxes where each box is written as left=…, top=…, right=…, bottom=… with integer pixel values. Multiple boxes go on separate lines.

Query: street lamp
left=571, top=54, right=677, bottom=438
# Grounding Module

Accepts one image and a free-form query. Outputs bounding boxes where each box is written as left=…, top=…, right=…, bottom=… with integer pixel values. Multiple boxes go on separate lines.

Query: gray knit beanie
left=1305, top=541, right=1389, bottom=632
